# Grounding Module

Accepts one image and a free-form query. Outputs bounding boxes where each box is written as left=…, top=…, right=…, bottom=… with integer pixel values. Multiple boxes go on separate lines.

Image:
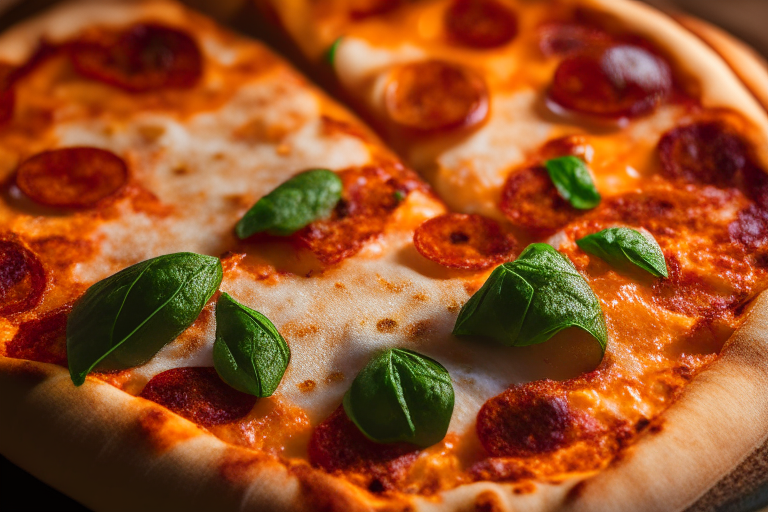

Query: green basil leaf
left=343, top=348, right=454, bottom=448
left=576, top=227, right=668, bottom=278
left=324, top=37, right=343, bottom=66
left=67, top=253, right=223, bottom=386
left=213, top=293, right=290, bottom=397
left=453, top=243, right=607, bottom=353
left=235, top=169, right=342, bottom=239
left=545, top=156, right=601, bottom=210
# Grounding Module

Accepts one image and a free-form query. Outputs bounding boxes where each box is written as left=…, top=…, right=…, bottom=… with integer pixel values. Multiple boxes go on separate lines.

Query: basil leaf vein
left=343, top=348, right=454, bottom=448
left=235, top=169, right=342, bottom=239
left=576, top=227, right=668, bottom=278
left=213, top=293, right=290, bottom=397
left=545, top=156, right=601, bottom=210
left=453, top=243, right=607, bottom=352
left=66, top=253, right=223, bottom=386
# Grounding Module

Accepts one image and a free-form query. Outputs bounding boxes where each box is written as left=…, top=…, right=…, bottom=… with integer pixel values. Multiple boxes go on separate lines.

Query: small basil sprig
left=343, top=348, right=454, bottom=448
left=213, top=293, right=290, bottom=397
left=545, top=156, right=601, bottom=209
left=235, top=169, right=342, bottom=239
left=67, top=253, right=223, bottom=386
left=453, top=243, right=607, bottom=352
left=324, top=37, right=343, bottom=66
left=577, top=227, right=668, bottom=278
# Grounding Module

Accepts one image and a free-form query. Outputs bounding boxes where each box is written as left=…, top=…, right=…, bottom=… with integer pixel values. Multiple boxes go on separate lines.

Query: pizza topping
left=324, top=37, right=343, bottom=66
left=213, top=293, right=290, bottom=397
left=476, top=380, right=603, bottom=457
left=235, top=169, right=342, bottom=239
left=139, top=367, right=257, bottom=427
left=453, top=244, right=607, bottom=351
left=538, top=22, right=612, bottom=57
left=730, top=205, right=768, bottom=250
left=0, top=239, right=46, bottom=316
left=70, top=23, right=202, bottom=93
left=0, top=64, right=15, bottom=125
left=500, top=166, right=581, bottom=237
left=15, top=147, right=128, bottom=209
left=658, top=121, right=749, bottom=187
left=349, top=0, right=403, bottom=20
left=444, top=0, right=518, bottom=49
left=5, top=306, right=69, bottom=366
left=413, top=213, right=516, bottom=270
left=308, top=406, right=420, bottom=490
left=549, top=44, right=672, bottom=119
left=293, top=165, right=411, bottom=264
left=544, top=156, right=601, bottom=210
left=67, top=253, right=222, bottom=386
left=384, top=60, right=489, bottom=133
left=343, top=348, right=454, bottom=447
left=577, top=228, right=668, bottom=278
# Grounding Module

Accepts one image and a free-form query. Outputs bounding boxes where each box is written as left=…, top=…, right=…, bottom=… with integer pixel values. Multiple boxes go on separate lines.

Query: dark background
left=0, top=0, right=767, bottom=511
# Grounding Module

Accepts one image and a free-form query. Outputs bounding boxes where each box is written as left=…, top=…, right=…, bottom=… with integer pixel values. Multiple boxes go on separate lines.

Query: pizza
left=1, top=0, right=768, bottom=511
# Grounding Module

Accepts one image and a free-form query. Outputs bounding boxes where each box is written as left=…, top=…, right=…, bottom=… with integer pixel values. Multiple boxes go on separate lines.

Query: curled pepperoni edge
left=0, top=238, right=46, bottom=316
left=413, top=213, right=516, bottom=270
left=15, top=146, right=129, bottom=209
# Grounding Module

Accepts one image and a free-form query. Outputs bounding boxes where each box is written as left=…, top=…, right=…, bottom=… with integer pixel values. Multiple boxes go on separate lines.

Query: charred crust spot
left=325, top=372, right=345, bottom=384
left=136, top=407, right=196, bottom=453
left=407, top=319, right=433, bottom=339
left=566, top=481, right=587, bottom=503
left=474, top=490, right=505, bottom=512
left=298, top=380, right=317, bottom=393
left=376, top=318, right=398, bottom=333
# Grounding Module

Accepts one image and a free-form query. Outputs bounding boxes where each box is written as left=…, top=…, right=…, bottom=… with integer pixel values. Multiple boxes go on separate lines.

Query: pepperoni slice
left=444, top=0, right=518, bottom=49
left=500, top=166, right=581, bottom=237
left=384, top=60, right=489, bottom=133
left=349, top=0, right=403, bottom=19
left=4, top=306, right=69, bottom=366
left=0, top=239, right=45, bottom=316
left=658, top=121, right=748, bottom=187
left=539, top=134, right=593, bottom=162
left=538, top=22, right=612, bottom=57
left=549, top=44, right=672, bottom=119
left=414, top=213, right=516, bottom=269
left=16, top=147, right=128, bottom=209
left=308, top=406, right=419, bottom=491
left=70, top=23, right=202, bottom=93
left=293, top=166, right=413, bottom=265
left=477, top=380, right=602, bottom=458
left=0, top=65, right=15, bottom=125
left=139, top=367, right=257, bottom=428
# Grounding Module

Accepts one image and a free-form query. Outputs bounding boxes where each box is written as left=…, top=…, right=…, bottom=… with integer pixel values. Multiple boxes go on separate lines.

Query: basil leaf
left=235, top=169, right=342, bottom=239
left=324, top=37, right=343, bottom=66
left=453, top=243, right=607, bottom=352
left=343, top=348, right=454, bottom=448
left=213, top=293, right=290, bottom=397
left=545, top=156, right=601, bottom=210
left=67, top=253, right=223, bottom=386
left=576, top=227, right=668, bottom=278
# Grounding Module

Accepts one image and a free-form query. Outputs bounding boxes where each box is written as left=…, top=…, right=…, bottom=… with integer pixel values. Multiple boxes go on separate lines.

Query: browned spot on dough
left=649, top=421, right=664, bottom=434
left=377, top=274, right=407, bottom=293
left=281, top=321, right=319, bottom=338
left=474, top=490, right=504, bottom=512
left=447, top=300, right=462, bottom=314
left=218, top=448, right=274, bottom=485
left=377, top=318, right=398, bottom=333
left=412, top=292, right=428, bottom=302
left=173, top=164, right=191, bottom=175
left=291, top=465, right=374, bottom=512
left=325, top=372, right=344, bottom=384
left=334, top=282, right=346, bottom=290
left=136, top=407, right=197, bottom=453
left=407, top=320, right=433, bottom=339
left=464, top=280, right=482, bottom=296
left=513, top=482, right=536, bottom=494
left=321, top=115, right=370, bottom=142
left=299, top=380, right=317, bottom=393
left=92, top=369, right=133, bottom=390
left=566, top=481, right=587, bottom=502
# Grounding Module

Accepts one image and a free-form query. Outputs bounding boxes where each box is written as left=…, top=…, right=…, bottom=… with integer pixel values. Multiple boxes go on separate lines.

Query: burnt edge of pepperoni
left=500, top=166, right=581, bottom=237
left=4, top=305, right=70, bottom=366
left=292, top=165, right=418, bottom=265
left=139, top=367, right=257, bottom=428
left=414, top=213, right=516, bottom=270
left=537, top=21, right=612, bottom=58
left=444, top=0, right=518, bottom=50
left=384, top=60, right=490, bottom=134
left=0, top=238, right=46, bottom=316
left=476, top=380, right=603, bottom=459
left=308, top=406, right=420, bottom=492
left=15, top=147, right=129, bottom=209
left=658, top=121, right=750, bottom=188
left=548, top=44, right=672, bottom=119
left=69, top=23, right=202, bottom=93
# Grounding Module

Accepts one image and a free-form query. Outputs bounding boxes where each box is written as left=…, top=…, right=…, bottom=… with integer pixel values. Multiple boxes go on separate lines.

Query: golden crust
left=2, top=1, right=768, bottom=512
